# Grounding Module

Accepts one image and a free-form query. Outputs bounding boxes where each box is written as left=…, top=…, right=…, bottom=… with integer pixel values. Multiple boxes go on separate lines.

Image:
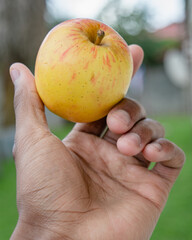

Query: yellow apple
left=35, top=18, right=133, bottom=122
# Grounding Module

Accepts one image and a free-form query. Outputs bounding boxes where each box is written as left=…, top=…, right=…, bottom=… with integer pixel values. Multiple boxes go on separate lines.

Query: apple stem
left=95, top=29, right=105, bottom=45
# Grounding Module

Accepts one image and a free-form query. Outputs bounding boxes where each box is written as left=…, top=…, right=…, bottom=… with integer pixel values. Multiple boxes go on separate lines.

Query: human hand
left=10, top=45, right=185, bottom=240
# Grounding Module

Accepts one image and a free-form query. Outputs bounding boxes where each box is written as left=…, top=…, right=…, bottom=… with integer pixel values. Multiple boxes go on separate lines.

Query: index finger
left=129, top=44, right=144, bottom=77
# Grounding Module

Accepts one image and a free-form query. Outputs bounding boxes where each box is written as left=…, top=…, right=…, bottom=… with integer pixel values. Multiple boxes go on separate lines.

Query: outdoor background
left=0, top=0, right=192, bottom=239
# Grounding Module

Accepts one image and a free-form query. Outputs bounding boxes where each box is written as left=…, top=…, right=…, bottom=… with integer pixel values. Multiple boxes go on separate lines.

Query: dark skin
left=10, top=45, right=185, bottom=240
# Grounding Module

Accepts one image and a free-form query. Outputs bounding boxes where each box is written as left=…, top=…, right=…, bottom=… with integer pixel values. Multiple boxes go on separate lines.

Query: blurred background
left=0, top=0, right=192, bottom=239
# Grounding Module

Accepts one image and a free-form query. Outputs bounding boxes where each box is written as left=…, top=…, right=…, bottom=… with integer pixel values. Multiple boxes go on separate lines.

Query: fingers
left=74, top=96, right=146, bottom=139
left=129, top=44, right=144, bottom=77
left=73, top=44, right=144, bottom=136
left=143, top=139, right=185, bottom=182
left=10, top=63, right=48, bottom=135
left=106, top=98, right=146, bottom=135
left=116, top=119, right=165, bottom=156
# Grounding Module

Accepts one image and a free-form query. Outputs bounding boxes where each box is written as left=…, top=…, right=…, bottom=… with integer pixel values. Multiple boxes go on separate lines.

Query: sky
left=47, top=0, right=185, bottom=30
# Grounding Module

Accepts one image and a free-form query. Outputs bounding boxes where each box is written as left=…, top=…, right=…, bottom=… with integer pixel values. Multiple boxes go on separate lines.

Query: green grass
left=0, top=116, right=191, bottom=239
left=150, top=115, right=192, bottom=240
left=0, top=160, right=17, bottom=239
left=0, top=122, right=74, bottom=239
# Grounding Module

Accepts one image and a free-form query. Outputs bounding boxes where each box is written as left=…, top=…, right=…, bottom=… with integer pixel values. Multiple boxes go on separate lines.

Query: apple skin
left=35, top=18, right=133, bottom=122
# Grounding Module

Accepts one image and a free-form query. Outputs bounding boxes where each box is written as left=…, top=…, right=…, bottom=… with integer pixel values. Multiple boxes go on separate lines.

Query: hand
left=10, top=45, right=185, bottom=240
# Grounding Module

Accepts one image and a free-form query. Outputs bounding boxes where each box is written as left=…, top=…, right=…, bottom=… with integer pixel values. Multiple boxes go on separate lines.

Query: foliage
left=151, top=115, right=192, bottom=240
left=117, top=30, right=180, bottom=65
left=98, top=0, right=181, bottom=65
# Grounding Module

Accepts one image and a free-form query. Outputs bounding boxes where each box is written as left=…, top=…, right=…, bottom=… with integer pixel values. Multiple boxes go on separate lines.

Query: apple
left=35, top=18, right=133, bottom=122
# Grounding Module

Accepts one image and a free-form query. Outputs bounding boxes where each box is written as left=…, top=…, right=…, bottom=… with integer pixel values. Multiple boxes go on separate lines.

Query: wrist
left=10, top=219, right=65, bottom=240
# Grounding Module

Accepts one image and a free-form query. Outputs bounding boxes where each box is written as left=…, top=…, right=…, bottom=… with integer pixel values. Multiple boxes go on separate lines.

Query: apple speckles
left=106, top=54, right=111, bottom=69
left=84, top=61, right=89, bottom=70
left=70, top=29, right=81, bottom=33
left=68, top=33, right=79, bottom=37
left=72, top=37, right=80, bottom=41
left=51, top=64, right=56, bottom=69
left=74, top=21, right=81, bottom=26
left=54, top=45, right=62, bottom=54
left=60, top=46, right=74, bottom=61
left=103, top=56, right=106, bottom=65
left=68, top=72, right=77, bottom=84
left=90, top=74, right=97, bottom=85
left=74, top=21, right=84, bottom=31
left=102, top=54, right=111, bottom=69
left=90, top=47, right=97, bottom=59
left=99, top=87, right=104, bottom=95
left=118, top=65, right=122, bottom=76
left=67, top=33, right=80, bottom=41
left=100, top=23, right=108, bottom=32
left=109, top=52, right=116, bottom=63
left=72, top=72, right=76, bottom=80
left=82, top=19, right=92, bottom=28
left=117, top=40, right=128, bottom=51
left=112, top=78, right=116, bottom=88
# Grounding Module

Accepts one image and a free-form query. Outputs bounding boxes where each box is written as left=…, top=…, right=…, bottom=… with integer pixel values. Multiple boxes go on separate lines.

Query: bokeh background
left=0, top=0, right=192, bottom=239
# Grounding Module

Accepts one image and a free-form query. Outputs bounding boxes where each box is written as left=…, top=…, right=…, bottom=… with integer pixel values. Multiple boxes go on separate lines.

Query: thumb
left=10, top=63, right=48, bottom=135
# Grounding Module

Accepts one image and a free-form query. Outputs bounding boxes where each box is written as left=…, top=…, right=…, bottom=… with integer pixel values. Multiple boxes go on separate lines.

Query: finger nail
left=10, top=68, right=20, bottom=83
left=112, top=110, right=130, bottom=126
left=126, top=133, right=141, bottom=147
left=151, top=143, right=162, bottom=151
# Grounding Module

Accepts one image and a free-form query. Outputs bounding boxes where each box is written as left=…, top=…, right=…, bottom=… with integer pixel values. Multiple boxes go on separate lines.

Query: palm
left=38, top=128, right=165, bottom=240
left=65, top=128, right=167, bottom=209
left=18, top=127, right=163, bottom=240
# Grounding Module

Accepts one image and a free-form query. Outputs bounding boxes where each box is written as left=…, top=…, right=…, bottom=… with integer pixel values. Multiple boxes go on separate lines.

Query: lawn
left=0, top=116, right=191, bottom=239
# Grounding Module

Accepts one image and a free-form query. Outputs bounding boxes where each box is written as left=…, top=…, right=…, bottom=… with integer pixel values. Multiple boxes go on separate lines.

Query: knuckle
left=119, top=98, right=146, bottom=123
left=133, top=119, right=164, bottom=140
left=128, top=98, right=146, bottom=117
left=110, top=98, right=147, bottom=123
left=177, top=147, right=186, bottom=165
left=145, top=119, right=165, bottom=137
left=136, top=120, right=152, bottom=137
left=158, top=139, right=185, bottom=167
left=159, top=139, right=175, bottom=152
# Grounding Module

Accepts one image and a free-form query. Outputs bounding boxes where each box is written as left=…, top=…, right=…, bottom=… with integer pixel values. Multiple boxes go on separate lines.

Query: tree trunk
left=185, top=0, right=192, bottom=114
left=0, top=0, right=47, bottom=127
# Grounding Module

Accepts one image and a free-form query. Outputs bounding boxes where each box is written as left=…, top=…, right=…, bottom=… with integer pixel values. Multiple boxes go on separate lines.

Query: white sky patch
left=142, top=0, right=185, bottom=29
left=47, top=0, right=185, bottom=29
left=47, top=0, right=109, bottom=19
